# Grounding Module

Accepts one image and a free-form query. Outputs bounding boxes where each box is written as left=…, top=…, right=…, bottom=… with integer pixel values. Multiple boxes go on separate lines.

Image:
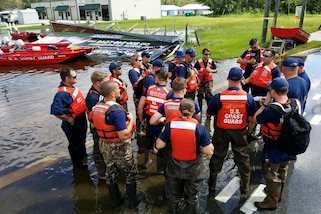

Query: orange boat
left=270, top=27, right=310, bottom=43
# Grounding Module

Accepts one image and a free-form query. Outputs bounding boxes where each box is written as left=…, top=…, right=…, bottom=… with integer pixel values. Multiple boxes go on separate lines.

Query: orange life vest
left=163, top=99, right=182, bottom=123
left=170, top=117, right=198, bottom=161
left=249, top=63, right=277, bottom=88
left=240, top=48, right=264, bottom=70
left=86, top=89, right=101, bottom=120
left=197, top=58, right=213, bottom=82
left=109, top=76, right=128, bottom=105
left=145, top=84, right=171, bottom=116
left=142, top=63, right=151, bottom=75
left=57, top=86, right=87, bottom=118
left=90, top=101, right=132, bottom=142
left=216, top=89, right=248, bottom=129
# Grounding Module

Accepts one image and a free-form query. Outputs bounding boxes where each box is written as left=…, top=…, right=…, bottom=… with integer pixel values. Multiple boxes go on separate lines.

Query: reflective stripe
left=171, top=121, right=197, bottom=130
left=220, top=95, right=247, bottom=100
left=146, top=96, right=166, bottom=104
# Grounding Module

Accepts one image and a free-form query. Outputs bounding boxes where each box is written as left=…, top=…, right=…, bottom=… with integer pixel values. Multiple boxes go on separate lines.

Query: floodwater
left=0, top=55, right=238, bottom=213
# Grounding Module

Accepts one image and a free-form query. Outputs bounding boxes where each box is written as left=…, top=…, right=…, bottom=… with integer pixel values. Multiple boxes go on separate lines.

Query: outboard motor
left=2, top=36, right=10, bottom=45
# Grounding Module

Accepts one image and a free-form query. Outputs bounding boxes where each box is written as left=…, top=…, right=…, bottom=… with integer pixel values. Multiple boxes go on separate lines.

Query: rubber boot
left=209, top=173, right=217, bottom=193
left=278, top=161, right=288, bottom=202
left=143, top=150, right=152, bottom=169
left=168, top=201, right=178, bottom=214
left=156, top=153, right=165, bottom=175
left=126, top=182, right=145, bottom=209
left=240, top=174, right=250, bottom=194
left=262, top=162, right=269, bottom=179
left=95, top=162, right=106, bottom=180
left=108, top=182, right=125, bottom=207
left=187, top=201, right=199, bottom=214
left=255, top=163, right=281, bottom=210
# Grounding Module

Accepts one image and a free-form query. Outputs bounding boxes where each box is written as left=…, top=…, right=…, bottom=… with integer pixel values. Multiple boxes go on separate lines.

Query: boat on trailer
left=50, top=21, right=183, bottom=61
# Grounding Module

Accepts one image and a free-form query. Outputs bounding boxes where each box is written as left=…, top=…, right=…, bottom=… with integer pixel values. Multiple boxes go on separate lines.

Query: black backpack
left=270, top=99, right=311, bottom=156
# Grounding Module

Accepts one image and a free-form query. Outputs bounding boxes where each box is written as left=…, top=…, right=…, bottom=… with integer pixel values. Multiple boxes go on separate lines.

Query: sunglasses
left=263, top=55, right=270, bottom=58
left=204, top=53, right=211, bottom=56
left=70, top=75, right=77, bottom=79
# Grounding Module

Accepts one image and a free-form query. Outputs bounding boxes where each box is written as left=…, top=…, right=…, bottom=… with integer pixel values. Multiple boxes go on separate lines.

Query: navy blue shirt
left=50, top=82, right=74, bottom=116
left=287, top=76, right=308, bottom=112
left=143, top=74, right=155, bottom=91
left=85, top=86, right=102, bottom=113
left=157, top=97, right=201, bottom=117
left=106, top=104, right=128, bottom=131
left=299, top=71, right=311, bottom=92
left=128, top=68, right=141, bottom=87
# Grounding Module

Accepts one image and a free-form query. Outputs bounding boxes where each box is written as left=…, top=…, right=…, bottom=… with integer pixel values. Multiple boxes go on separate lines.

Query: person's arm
left=116, top=112, right=134, bottom=140
left=138, top=96, right=147, bottom=127
left=198, top=125, right=214, bottom=155
left=55, top=114, right=74, bottom=125
left=150, top=111, right=165, bottom=125
left=155, top=123, right=170, bottom=150
left=201, top=143, right=214, bottom=156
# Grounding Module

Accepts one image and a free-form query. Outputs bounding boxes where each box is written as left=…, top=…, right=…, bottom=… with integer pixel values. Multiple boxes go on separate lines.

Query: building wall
left=108, top=0, right=161, bottom=21
left=31, top=0, right=160, bottom=21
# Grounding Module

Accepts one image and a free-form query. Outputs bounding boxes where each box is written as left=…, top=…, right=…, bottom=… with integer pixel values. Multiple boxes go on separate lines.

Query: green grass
left=2, top=13, right=321, bottom=60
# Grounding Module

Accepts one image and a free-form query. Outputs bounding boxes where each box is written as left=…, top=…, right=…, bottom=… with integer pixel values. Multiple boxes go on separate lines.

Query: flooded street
left=0, top=56, right=237, bottom=213
left=1, top=52, right=321, bottom=213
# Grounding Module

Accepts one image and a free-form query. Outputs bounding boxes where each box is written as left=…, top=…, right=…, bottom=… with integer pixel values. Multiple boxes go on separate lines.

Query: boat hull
left=270, top=27, right=310, bottom=43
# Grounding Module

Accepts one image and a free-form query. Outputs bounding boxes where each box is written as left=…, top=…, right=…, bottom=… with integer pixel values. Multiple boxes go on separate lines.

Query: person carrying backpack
left=253, top=77, right=295, bottom=210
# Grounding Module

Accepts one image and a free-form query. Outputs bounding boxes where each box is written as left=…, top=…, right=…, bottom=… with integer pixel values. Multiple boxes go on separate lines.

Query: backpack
left=269, top=99, right=311, bottom=156
left=134, top=77, right=145, bottom=100
left=171, top=61, right=189, bottom=81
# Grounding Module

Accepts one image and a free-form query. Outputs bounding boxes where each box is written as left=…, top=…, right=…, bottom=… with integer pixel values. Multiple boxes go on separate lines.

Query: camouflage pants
left=197, top=80, right=213, bottom=106
left=99, top=139, right=137, bottom=185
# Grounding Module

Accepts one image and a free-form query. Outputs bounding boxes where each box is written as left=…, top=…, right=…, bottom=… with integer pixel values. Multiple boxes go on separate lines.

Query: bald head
left=100, top=80, right=118, bottom=98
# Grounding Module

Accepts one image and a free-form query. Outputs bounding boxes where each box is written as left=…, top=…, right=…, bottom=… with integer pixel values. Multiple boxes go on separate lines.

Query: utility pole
left=261, top=0, right=271, bottom=44
left=299, top=0, right=307, bottom=28
left=271, top=0, right=280, bottom=40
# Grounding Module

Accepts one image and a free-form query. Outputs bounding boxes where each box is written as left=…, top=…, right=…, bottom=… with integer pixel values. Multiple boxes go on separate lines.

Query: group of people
left=50, top=40, right=310, bottom=212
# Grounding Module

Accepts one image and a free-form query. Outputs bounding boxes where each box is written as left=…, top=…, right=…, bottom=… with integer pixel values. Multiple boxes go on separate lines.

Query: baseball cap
left=175, top=50, right=185, bottom=58
left=141, top=51, right=150, bottom=58
left=296, top=58, right=305, bottom=66
left=109, top=62, right=122, bottom=72
left=267, top=77, right=289, bottom=92
left=152, top=59, right=165, bottom=68
left=185, top=48, right=196, bottom=57
left=282, top=58, right=298, bottom=67
left=228, top=67, right=243, bottom=81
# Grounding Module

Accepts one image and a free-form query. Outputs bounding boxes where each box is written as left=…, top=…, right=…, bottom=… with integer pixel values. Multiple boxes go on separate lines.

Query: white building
left=161, top=5, right=180, bottom=16
left=30, top=0, right=161, bottom=21
left=17, top=9, right=39, bottom=24
left=179, top=4, right=212, bottom=15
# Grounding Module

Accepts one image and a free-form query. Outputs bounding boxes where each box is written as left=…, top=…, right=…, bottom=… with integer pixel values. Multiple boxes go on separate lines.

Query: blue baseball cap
left=175, top=50, right=185, bottom=58
left=267, top=77, right=289, bottom=91
left=109, top=62, right=122, bottom=72
left=296, top=58, right=305, bottom=66
left=152, top=59, right=165, bottom=68
left=228, top=67, right=243, bottom=81
left=185, top=48, right=196, bottom=57
left=141, top=51, right=150, bottom=58
left=282, top=58, right=298, bottom=67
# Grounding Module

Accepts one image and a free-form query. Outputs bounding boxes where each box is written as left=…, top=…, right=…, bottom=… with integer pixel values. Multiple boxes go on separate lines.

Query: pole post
left=299, top=0, right=307, bottom=28
left=261, top=0, right=271, bottom=44
left=271, top=0, right=280, bottom=40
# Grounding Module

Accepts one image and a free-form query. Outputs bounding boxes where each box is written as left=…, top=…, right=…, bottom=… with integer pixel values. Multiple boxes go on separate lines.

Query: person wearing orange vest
left=109, top=61, right=129, bottom=111
left=242, top=49, right=281, bottom=98
left=50, top=68, right=88, bottom=168
left=175, top=48, right=199, bottom=100
left=168, top=50, right=185, bottom=82
left=89, top=80, right=144, bottom=209
left=237, top=38, right=264, bottom=92
left=194, top=48, right=218, bottom=116
left=138, top=68, right=173, bottom=171
left=156, top=99, right=214, bottom=213
left=85, top=71, right=107, bottom=179
left=253, top=77, right=294, bottom=210
left=206, top=67, right=257, bottom=194
left=141, top=50, right=151, bottom=75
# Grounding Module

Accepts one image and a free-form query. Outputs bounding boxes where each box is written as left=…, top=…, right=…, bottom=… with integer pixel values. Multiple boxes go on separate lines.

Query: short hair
left=264, top=49, right=276, bottom=59
left=60, top=67, right=72, bottom=81
left=171, top=77, right=187, bottom=91
left=155, top=68, right=168, bottom=81
left=91, top=71, right=107, bottom=84
left=249, top=38, right=258, bottom=46
left=130, top=54, right=140, bottom=66
left=202, top=48, right=210, bottom=54
left=273, top=87, right=289, bottom=96
left=179, top=99, right=195, bottom=117
left=100, top=80, right=118, bottom=97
